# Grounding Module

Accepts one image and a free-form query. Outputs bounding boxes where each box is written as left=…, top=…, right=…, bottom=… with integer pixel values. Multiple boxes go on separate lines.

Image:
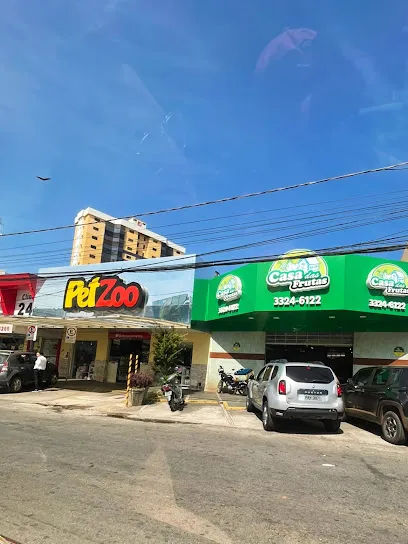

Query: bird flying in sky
left=36, top=176, right=51, bottom=181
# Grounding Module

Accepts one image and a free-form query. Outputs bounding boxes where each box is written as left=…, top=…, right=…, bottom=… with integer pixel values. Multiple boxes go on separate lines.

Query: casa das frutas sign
left=216, top=274, right=242, bottom=315
left=63, top=275, right=147, bottom=312
left=366, top=263, right=408, bottom=313
left=266, top=250, right=330, bottom=308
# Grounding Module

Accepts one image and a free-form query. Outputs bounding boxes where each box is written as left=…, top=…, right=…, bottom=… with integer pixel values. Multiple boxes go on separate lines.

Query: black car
left=344, top=366, right=408, bottom=445
left=0, top=351, right=59, bottom=393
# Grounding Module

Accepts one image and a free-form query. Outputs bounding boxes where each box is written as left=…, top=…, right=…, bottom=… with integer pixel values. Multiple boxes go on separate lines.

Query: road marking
left=216, top=395, right=235, bottom=427
left=322, top=463, right=336, bottom=467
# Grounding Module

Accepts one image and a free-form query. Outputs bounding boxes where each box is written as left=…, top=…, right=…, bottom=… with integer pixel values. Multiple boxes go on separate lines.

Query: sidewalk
left=0, top=385, right=391, bottom=446
left=0, top=383, right=255, bottom=430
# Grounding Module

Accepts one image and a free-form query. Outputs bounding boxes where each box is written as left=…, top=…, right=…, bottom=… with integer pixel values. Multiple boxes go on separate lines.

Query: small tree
left=152, top=327, right=185, bottom=378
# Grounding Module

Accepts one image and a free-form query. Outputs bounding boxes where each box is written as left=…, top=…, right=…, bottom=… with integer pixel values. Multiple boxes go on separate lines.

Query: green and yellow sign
left=216, top=274, right=242, bottom=302
left=366, top=263, right=408, bottom=297
left=216, top=274, right=242, bottom=315
left=266, top=250, right=330, bottom=293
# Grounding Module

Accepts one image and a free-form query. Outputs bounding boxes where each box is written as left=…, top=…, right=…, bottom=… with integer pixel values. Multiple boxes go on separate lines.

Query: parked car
left=247, top=360, right=344, bottom=432
left=343, top=366, right=408, bottom=445
left=0, top=351, right=58, bottom=393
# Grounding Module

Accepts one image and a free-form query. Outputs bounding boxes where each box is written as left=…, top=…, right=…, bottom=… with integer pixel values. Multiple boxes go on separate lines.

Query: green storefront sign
left=192, top=251, right=408, bottom=332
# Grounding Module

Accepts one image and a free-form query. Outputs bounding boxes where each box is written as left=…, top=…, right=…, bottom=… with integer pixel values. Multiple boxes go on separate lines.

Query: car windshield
left=286, top=366, right=334, bottom=384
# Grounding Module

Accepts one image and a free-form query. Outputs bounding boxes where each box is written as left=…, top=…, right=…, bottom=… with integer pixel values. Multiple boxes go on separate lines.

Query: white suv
left=247, top=360, right=344, bottom=432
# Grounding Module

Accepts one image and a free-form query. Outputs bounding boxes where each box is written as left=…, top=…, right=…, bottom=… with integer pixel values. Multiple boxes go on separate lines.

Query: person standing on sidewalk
left=34, top=351, right=47, bottom=391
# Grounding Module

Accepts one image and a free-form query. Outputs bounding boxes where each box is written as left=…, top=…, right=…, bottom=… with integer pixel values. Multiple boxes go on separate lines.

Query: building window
left=92, top=235, right=98, bottom=240
left=127, top=246, right=132, bottom=250
left=153, top=247, right=157, bottom=251
left=93, top=226, right=99, bottom=231
left=90, top=254, right=96, bottom=259
left=128, top=238, right=133, bottom=243
left=91, top=245, right=96, bottom=249
left=129, top=229, right=135, bottom=234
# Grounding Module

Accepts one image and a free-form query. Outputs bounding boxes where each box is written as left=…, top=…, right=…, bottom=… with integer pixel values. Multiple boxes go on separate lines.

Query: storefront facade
left=192, top=251, right=408, bottom=390
left=0, top=257, right=211, bottom=388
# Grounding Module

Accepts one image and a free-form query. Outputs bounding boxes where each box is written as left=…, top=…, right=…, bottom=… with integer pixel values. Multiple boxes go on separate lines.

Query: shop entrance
left=108, top=332, right=151, bottom=383
left=266, top=333, right=354, bottom=383
left=73, top=341, right=97, bottom=379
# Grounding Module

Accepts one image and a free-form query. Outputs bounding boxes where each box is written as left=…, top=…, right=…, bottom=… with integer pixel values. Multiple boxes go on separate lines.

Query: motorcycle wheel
left=238, top=383, right=248, bottom=396
left=217, top=380, right=223, bottom=393
left=179, top=401, right=185, bottom=411
left=169, top=398, right=178, bottom=412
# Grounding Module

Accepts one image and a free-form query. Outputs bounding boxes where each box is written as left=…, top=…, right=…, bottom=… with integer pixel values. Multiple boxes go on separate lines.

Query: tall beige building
left=70, top=207, right=185, bottom=266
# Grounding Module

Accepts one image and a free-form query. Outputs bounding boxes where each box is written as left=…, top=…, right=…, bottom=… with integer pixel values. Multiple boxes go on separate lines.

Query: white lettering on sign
left=0, top=324, right=13, bottom=334
left=218, top=303, right=240, bottom=315
left=14, top=290, right=33, bottom=316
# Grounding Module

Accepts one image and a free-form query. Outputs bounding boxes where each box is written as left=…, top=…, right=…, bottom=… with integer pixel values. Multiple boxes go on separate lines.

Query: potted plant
left=152, top=327, right=185, bottom=380
left=129, top=372, right=154, bottom=406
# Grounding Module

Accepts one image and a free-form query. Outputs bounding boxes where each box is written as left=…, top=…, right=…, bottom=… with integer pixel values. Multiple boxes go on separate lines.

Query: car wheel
left=323, top=419, right=341, bottom=433
left=217, top=380, right=223, bottom=394
left=246, top=394, right=254, bottom=412
left=382, top=411, right=407, bottom=445
left=9, top=376, right=23, bottom=393
left=262, top=400, right=276, bottom=432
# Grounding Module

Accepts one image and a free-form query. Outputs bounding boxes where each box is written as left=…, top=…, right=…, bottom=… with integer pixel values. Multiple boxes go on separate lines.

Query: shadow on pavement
left=47, top=379, right=126, bottom=393
left=253, top=411, right=344, bottom=435
left=345, top=416, right=382, bottom=438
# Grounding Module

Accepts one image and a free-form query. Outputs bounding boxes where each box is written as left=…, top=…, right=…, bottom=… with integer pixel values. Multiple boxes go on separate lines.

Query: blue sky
left=1, top=0, right=408, bottom=271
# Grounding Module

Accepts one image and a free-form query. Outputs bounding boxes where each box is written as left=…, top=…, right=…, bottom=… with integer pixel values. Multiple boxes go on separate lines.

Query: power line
left=1, top=191, right=408, bottom=267
left=0, top=185, right=407, bottom=256
left=1, top=160, right=407, bottom=239
left=1, top=229, right=405, bottom=282
left=3, top=202, right=408, bottom=269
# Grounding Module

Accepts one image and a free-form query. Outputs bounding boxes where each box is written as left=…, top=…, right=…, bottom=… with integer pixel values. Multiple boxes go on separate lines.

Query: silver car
left=247, top=360, right=344, bottom=432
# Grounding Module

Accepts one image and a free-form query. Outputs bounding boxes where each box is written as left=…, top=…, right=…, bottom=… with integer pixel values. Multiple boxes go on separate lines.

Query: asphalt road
left=0, top=404, right=407, bottom=544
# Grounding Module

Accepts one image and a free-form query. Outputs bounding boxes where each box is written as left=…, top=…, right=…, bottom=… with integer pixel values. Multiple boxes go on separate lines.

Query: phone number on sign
left=368, top=299, right=406, bottom=311
left=274, top=295, right=322, bottom=307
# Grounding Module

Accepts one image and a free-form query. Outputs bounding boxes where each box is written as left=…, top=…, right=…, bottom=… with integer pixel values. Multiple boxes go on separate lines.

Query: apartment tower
left=70, top=208, right=185, bottom=266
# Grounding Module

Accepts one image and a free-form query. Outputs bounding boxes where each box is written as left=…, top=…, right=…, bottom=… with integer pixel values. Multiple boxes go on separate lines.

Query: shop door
left=73, top=341, right=97, bottom=378
left=109, top=340, right=146, bottom=382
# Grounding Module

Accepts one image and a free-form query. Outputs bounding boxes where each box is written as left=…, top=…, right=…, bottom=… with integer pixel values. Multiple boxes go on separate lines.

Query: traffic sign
left=65, top=326, right=77, bottom=344
left=26, top=325, right=38, bottom=341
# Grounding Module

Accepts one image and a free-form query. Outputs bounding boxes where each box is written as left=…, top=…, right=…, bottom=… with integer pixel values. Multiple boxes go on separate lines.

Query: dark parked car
left=0, top=351, right=58, bottom=393
left=344, top=366, right=408, bottom=444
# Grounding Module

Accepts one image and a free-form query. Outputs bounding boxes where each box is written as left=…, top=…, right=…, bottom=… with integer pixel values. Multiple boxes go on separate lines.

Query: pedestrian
left=34, top=351, right=47, bottom=391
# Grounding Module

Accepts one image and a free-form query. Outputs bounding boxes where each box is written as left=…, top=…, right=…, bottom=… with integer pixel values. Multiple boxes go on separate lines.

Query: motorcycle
left=161, top=367, right=185, bottom=411
left=217, top=366, right=250, bottom=395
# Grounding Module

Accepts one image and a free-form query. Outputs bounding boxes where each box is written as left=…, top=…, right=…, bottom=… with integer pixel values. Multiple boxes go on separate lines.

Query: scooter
left=161, top=367, right=185, bottom=411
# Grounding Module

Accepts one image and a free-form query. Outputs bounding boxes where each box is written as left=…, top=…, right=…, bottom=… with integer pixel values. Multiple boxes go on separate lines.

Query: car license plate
left=165, top=391, right=172, bottom=399
left=304, top=395, right=322, bottom=401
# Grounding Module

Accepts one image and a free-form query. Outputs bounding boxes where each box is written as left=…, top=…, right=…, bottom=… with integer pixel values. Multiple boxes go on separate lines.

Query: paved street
left=0, top=404, right=407, bottom=544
